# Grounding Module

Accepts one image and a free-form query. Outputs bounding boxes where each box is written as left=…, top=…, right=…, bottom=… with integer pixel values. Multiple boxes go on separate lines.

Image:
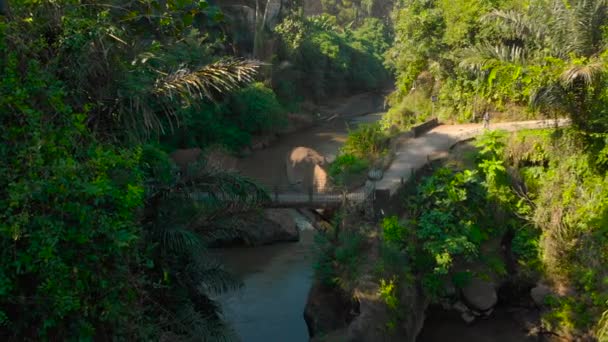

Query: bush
left=161, top=83, right=287, bottom=152
left=227, top=82, right=287, bottom=135
left=329, top=153, right=370, bottom=186
left=381, top=90, right=434, bottom=132
left=381, top=216, right=407, bottom=245
left=0, top=57, right=145, bottom=338
left=314, top=213, right=364, bottom=291
left=341, top=123, right=388, bottom=160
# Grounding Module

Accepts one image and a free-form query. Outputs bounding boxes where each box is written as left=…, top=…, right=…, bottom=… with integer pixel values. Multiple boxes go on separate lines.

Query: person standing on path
left=483, top=111, right=490, bottom=129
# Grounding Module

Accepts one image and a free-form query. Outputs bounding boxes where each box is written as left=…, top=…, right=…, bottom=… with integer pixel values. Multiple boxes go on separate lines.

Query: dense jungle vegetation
left=1, top=0, right=608, bottom=341
left=0, top=0, right=390, bottom=340
left=383, top=0, right=608, bottom=338
left=313, top=0, right=608, bottom=340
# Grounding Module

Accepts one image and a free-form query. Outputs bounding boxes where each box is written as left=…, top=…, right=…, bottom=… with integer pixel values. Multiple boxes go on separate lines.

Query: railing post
left=274, top=186, right=279, bottom=202
left=400, top=176, right=404, bottom=185
left=308, top=184, right=313, bottom=203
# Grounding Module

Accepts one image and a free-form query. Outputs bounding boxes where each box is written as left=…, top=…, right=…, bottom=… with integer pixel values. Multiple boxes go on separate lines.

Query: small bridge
left=259, top=183, right=374, bottom=209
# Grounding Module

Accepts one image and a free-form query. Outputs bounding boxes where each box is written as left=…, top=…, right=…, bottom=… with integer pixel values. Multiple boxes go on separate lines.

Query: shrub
left=341, top=123, right=388, bottom=160
left=0, top=56, right=145, bottom=338
left=313, top=213, right=364, bottom=292
left=227, top=82, right=288, bottom=135
left=381, top=91, right=434, bottom=132
left=329, top=153, right=370, bottom=186
left=381, top=216, right=407, bottom=245
left=161, top=83, right=287, bottom=152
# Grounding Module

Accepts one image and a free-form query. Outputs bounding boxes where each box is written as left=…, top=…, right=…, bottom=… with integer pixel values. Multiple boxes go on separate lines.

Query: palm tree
left=460, top=0, right=608, bottom=132
left=141, top=156, right=269, bottom=340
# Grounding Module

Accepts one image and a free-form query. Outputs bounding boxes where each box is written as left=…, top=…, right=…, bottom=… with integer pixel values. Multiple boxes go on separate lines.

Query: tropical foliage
left=0, top=1, right=272, bottom=339
left=382, top=167, right=500, bottom=298
left=386, top=0, right=608, bottom=127
left=274, top=12, right=391, bottom=102
left=384, top=3, right=608, bottom=334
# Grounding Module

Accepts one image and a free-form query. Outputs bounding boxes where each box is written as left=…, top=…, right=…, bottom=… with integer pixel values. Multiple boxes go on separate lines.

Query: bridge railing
left=256, top=182, right=375, bottom=207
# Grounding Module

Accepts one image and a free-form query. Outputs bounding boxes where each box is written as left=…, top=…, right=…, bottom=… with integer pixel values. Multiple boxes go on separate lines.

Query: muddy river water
left=215, top=213, right=316, bottom=342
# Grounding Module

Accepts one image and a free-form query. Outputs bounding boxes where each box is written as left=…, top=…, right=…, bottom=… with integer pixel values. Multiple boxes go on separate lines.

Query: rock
left=279, top=113, right=315, bottom=134
left=285, top=147, right=330, bottom=192
left=461, top=278, right=498, bottom=312
left=530, top=283, right=552, bottom=307
left=253, top=209, right=300, bottom=245
left=251, top=134, right=278, bottom=150
left=211, top=209, right=300, bottom=246
left=304, top=282, right=358, bottom=338
left=170, top=148, right=202, bottom=174
left=452, top=301, right=469, bottom=314
left=344, top=275, right=428, bottom=342
left=461, top=312, right=476, bottom=324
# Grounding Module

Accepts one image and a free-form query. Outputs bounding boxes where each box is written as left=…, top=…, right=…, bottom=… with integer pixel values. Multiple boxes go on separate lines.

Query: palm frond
left=195, top=266, right=242, bottom=296
left=172, top=304, right=238, bottom=342
left=460, top=44, right=525, bottom=72
left=154, top=58, right=261, bottom=103
left=483, top=9, right=546, bottom=43
left=152, top=224, right=204, bottom=254
left=560, top=59, right=604, bottom=87
left=598, top=304, right=608, bottom=341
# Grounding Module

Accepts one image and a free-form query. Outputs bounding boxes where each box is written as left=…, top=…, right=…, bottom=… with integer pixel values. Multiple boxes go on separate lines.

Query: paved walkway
left=375, top=119, right=570, bottom=195
left=258, top=119, right=570, bottom=208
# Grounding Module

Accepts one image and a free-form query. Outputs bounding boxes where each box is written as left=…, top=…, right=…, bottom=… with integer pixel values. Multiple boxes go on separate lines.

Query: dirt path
left=375, top=119, right=571, bottom=195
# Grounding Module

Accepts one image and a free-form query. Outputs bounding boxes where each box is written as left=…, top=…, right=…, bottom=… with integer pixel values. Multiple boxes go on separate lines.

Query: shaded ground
left=418, top=305, right=538, bottom=342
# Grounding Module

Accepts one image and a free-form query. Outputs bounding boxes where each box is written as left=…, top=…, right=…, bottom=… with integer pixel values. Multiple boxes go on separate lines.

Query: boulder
left=245, top=209, right=300, bottom=246
left=344, top=275, right=428, bottom=342
left=461, top=312, right=476, bottom=324
left=530, top=283, right=552, bottom=307
left=210, top=209, right=300, bottom=247
left=304, top=282, right=359, bottom=338
left=461, top=278, right=498, bottom=312
left=251, top=134, right=278, bottom=150
left=285, top=147, right=330, bottom=192
left=279, top=113, right=315, bottom=134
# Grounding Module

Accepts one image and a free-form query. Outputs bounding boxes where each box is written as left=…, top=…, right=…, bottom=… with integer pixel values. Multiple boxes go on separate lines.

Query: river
left=215, top=211, right=316, bottom=342
left=213, top=105, right=384, bottom=341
